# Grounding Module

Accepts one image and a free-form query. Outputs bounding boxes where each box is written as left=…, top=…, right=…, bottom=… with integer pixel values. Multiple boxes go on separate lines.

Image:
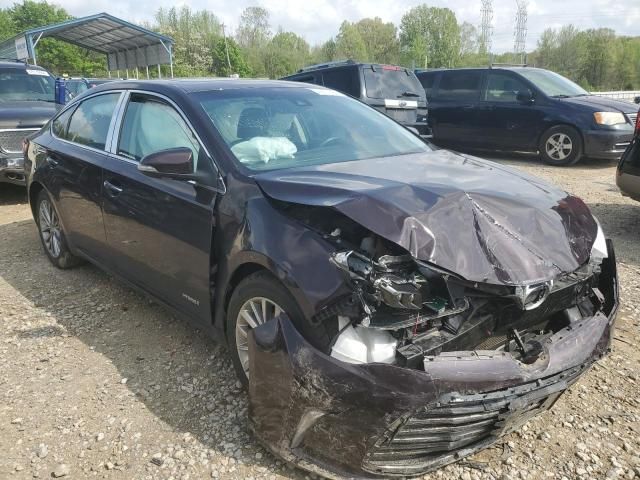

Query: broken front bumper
left=248, top=242, right=618, bottom=479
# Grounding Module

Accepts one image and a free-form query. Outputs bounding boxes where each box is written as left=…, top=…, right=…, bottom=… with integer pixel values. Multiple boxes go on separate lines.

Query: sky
left=2, top=0, right=639, bottom=53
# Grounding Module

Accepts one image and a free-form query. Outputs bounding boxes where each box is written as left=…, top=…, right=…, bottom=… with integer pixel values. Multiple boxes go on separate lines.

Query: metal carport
left=0, top=12, right=174, bottom=78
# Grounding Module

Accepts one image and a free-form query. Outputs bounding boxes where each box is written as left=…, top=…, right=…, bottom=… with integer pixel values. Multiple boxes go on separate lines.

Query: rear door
left=429, top=70, right=483, bottom=145
left=478, top=70, right=544, bottom=150
left=101, top=91, right=219, bottom=324
left=46, top=91, right=122, bottom=265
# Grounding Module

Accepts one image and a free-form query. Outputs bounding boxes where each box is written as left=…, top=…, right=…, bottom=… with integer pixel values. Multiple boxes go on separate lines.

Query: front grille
left=0, top=129, right=38, bottom=154
left=363, top=364, right=587, bottom=476
left=627, top=112, right=638, bottom=126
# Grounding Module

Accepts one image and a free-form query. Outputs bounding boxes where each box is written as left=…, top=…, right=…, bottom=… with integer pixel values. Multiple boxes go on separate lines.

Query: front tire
left=539, top=125, right=583, bottom=166
left=35, top=189, right=82, bottom=269
left=226, top=271, right=332, bottom=386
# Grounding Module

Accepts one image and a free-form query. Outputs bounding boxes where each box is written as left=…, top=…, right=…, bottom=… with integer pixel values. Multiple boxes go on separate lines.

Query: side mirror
left=138, top=147, right=195, bottom=179
left=634, top=96, right=640, bottom=105
left=516, top=89, right=534, bottom=104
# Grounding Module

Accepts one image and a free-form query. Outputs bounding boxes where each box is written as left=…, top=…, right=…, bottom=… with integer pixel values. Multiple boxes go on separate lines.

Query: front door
left=101, top=92, right=218, bottom=324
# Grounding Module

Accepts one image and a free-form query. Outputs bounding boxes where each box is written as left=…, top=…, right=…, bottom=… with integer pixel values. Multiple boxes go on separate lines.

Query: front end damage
left=247, top=238, right=618, bottom=479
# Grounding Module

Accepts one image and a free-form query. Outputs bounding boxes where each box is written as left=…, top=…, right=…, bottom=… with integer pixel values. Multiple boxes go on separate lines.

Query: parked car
left=282, top=60, right=429, bottom=135
left=0, top=59, right=58, bottom=185
left=617, top=107, right=640, bottom=201
left=25, top=79, right=618, bottom=479
left=65, top=77, right=119, bottom=98
left=415, top=67, right=636, bottom=166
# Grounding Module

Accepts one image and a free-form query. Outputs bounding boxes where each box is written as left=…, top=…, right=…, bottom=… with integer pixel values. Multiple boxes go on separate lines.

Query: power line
left=513, top=0, right=528, bottom=61
left=480, top=0, right=493, bottom=54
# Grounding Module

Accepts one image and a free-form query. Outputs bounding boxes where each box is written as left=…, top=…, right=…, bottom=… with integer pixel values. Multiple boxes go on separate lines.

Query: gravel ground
left=1, top=155, right=639, bottom=480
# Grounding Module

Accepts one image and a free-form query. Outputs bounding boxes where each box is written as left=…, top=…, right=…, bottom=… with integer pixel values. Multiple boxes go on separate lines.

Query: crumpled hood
left=254, top=150, right=598, bottom=286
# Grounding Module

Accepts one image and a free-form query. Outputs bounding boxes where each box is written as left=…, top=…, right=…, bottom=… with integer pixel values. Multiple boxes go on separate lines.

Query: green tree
left=236, top=6, right=271, bottom=76
left=335, top=21, right=366, bottom=60
left=211, top=36, right=251, bottom=77
left=154, top=6, right=221, bottom=76
left=263, top=30, right=309, bottom=78
left=310, top=39, right=337, bottom=64
left=352, top=17, right=399, bottom=63
left=399, top=5, right=460, bottom=68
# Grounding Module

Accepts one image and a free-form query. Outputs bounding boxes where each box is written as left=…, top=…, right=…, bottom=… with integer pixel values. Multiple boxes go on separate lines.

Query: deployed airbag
left=231, top=136, right=297, bottom=164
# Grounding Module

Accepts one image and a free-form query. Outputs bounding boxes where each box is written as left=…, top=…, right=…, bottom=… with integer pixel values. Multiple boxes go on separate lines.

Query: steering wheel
left=320, top=136, right=343, bottom=147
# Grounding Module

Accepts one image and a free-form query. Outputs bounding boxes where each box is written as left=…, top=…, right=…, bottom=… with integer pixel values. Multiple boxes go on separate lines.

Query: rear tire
left=539, top=125, right=583, bottom=166
left=35, top=189, right=82, bottom=269
left=226, top=271, right=333, bottom=386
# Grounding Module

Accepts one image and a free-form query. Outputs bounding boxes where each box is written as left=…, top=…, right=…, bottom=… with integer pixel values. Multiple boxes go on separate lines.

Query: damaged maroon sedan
left=25, top=80, right=617, bottom=479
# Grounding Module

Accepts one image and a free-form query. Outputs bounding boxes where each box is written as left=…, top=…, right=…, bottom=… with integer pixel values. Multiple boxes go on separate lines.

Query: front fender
left=213, top=195, right=350, bottom=331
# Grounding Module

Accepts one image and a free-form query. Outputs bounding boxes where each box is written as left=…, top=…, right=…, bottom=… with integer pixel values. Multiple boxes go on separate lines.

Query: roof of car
left=91, top=78, right=317, bottom=94
left=415, top=66, right=546, bottom=74
left=0, top=60, right=48, bottom=70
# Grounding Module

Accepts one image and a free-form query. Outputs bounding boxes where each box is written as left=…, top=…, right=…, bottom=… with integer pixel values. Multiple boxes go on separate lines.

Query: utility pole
left=221, top=23, right=232, bottom=74
left=480, top=0, right=493, bottom=58
left=514, top=0, right=528, bottom=64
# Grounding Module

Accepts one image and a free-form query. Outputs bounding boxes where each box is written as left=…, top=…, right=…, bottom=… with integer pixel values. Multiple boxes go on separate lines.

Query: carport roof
left=0, top=12, right=174, bottom=70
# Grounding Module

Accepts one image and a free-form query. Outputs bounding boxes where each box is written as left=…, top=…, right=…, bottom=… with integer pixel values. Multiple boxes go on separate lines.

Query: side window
left=418, top=73, right=436, bottom=99
left=66, top=93, right=120, bottom=149
left=51, top=107, right=75, bottom=138
left=293, top=75, right=317, bottom=85
left=117, top=93, right=200, bottom=169
left=484, top=72, right=529, bottom=102
left=436, top=71, right=482, bottom=101
left=322, top=68, right=360, bottom=97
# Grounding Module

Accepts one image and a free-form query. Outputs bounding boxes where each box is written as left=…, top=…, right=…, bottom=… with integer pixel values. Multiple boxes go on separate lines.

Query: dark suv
left=0, top=60, right=58, bottom=185
left=282, top=60, right=429, bottom=135
left=416, top=67, right=636, bottom=165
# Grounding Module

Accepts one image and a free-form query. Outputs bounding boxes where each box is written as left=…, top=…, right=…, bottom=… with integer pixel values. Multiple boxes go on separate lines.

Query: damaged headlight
left=590, top=218, right=608, bottom=264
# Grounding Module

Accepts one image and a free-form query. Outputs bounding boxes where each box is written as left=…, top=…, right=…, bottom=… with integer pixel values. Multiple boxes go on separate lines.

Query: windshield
left=364, top=66, right=425, bottom=99
left=0, top=67, right=54, bottom=102
left=517, top=69, right=588, bottom=97
left=195, top=86, right=430, bottom=172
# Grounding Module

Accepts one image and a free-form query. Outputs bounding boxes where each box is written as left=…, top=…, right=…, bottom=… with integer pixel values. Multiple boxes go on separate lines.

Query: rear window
left=436, top=71, right=482, bottom=101
left=0, top=67, right=54, bottom=102
left=364, top=66, right=424, bottom=100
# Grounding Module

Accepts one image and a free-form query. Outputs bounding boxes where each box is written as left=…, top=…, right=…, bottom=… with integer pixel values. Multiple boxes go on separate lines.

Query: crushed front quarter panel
left=247, top=242, right=618, bottom=479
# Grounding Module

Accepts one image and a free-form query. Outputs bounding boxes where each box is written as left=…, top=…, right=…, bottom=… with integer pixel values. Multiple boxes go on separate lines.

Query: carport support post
left=157, top=64, right=161, bottom=79
left=146, top=66, right=149, bottom=79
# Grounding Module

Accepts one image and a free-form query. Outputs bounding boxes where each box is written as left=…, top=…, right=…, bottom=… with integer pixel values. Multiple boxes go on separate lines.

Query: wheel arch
left=28, top=181, right=45, bottom=218
left=538, top=122, right=585, bottom=153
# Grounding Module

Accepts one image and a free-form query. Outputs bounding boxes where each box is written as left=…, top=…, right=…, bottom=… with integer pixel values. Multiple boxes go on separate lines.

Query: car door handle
left=103, top=180, right=123, bottom=196
left=46, top=156, right=59, bottom=167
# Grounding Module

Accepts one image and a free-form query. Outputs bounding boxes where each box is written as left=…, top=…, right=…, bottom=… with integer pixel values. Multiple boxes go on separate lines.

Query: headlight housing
left=591, top=218, right=608, bottom=263
left=594, top=112, right=627, bottom=126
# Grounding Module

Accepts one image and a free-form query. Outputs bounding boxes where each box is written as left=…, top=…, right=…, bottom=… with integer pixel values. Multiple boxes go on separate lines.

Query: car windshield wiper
left=550, top=94, right=573, bottom=98
left=398, top=91, right=421, bottom=98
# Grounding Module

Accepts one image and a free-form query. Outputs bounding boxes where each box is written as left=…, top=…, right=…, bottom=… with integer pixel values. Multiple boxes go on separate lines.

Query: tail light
left=635, top=110, right=640, bottom=136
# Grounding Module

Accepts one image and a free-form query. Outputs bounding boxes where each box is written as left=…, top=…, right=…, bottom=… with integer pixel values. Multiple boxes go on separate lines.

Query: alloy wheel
left=235, top=297, right=284, bottom=378
left=38, top=199, right=62, bottom=258
left=545, top=133, right=573, bottom=161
